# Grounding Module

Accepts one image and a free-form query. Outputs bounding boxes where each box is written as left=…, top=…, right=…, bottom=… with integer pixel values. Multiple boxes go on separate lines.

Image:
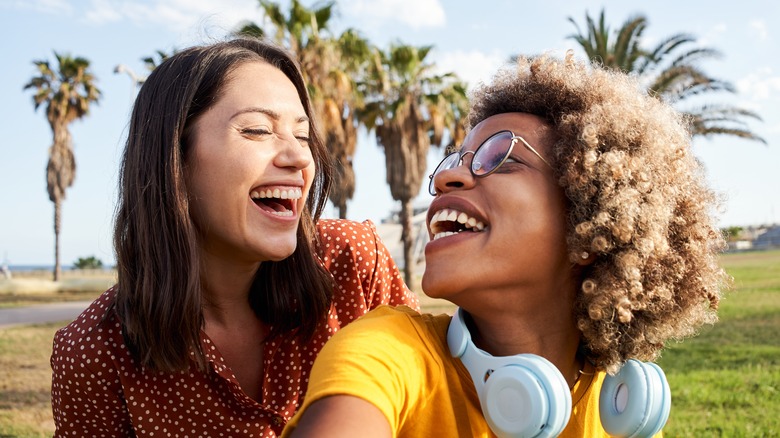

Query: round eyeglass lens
left=472, top=131, right=513, bottom=176
left=429, top=151, right=461, bottom=195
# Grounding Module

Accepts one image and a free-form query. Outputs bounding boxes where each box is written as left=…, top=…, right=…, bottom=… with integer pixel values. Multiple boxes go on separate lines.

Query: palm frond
left=613, top=14, right=647, bottom=71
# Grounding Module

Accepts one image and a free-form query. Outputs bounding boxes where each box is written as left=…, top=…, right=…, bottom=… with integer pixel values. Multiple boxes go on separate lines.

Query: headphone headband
left=447, top=308, right=571, bottom=438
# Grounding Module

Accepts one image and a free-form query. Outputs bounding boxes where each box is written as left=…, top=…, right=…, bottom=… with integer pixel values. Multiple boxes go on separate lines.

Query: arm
left=51, top=327, right=133, bottom=436
left=288, top=395, right=391, bottom=438
left=282, top=307, right=431, bottom=437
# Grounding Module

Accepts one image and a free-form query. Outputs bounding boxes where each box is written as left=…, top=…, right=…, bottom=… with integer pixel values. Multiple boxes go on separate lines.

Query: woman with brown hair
left=50, top=37, right=418, bottom=437
left=284, top=52, right=728, bottom=437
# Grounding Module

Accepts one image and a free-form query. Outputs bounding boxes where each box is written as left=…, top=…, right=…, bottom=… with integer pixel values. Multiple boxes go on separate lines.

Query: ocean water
left=5, top=265, right=116, bottom=272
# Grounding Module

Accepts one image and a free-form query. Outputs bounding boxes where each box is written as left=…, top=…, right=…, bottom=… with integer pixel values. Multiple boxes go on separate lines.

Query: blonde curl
left=467, top=52, right=728, bottom=371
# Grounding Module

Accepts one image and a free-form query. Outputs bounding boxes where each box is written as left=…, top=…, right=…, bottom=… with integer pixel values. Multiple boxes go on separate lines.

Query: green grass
left=657, top=250, right=780, bottom=437
left=0, top=251, right=778, bottom=436
left=0, top=322, right=62, bottom=437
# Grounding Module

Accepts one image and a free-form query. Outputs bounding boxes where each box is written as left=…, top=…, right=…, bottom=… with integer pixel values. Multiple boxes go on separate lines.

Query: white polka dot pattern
left=50, top=219, right=420, bottom=437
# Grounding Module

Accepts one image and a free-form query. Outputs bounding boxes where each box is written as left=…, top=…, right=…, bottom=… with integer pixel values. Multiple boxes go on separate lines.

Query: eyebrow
left=231, top=107, right=309, bottom=124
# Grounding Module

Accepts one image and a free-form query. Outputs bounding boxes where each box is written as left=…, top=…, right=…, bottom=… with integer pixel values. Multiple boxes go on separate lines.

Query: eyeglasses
left=427, top=130, right=551, bottom=196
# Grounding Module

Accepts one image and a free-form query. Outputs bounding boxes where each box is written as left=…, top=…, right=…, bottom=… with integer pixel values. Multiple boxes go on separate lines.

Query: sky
left=1, top=0, right=778, bottom=266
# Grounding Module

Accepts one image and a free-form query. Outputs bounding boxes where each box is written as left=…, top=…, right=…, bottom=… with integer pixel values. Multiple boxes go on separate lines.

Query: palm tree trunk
left=53, top=198, right=62, bottom=282
left=399, top=198, right=414, bottom=286
left=338, top=203, right=347, bottom=219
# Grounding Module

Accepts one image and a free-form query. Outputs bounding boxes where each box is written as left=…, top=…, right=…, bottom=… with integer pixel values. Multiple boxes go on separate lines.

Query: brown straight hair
left=112, top=37, right=334, bottom=372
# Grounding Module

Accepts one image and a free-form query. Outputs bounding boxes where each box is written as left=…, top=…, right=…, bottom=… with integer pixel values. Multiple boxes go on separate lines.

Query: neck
left=462, top=291, right=583, bottom=389
left=198, top=250, right=262, bottom=326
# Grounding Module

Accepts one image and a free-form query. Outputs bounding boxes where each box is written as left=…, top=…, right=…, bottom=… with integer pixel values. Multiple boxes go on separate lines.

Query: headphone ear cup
left=639, top=362, right=671, bottom=436
left=599, top=360, right=672, bottom=437
left=479, top=356, right=572, bottom=438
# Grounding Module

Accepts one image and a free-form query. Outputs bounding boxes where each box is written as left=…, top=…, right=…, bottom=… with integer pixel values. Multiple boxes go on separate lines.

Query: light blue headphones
left=447, top=308, right=671, bottom=438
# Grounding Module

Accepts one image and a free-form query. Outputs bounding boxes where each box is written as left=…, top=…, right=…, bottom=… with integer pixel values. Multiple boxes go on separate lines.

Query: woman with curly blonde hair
left=283, top=52, right=728, bottom=437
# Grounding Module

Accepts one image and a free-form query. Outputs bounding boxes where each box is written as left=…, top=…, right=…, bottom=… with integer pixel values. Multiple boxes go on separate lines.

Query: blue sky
left=1, top=0, right=778, bottom=265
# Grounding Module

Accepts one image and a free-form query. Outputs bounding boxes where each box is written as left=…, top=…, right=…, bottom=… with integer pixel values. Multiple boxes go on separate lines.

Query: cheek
left=302, top=156, right=316, bottom=196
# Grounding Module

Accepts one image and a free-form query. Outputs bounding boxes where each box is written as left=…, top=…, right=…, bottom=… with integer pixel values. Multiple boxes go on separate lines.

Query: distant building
left=376, top=200, right=430, bottom=270
left=728, top=240, right=753, bottom=251
left=753, top=225, right=780, bottom=250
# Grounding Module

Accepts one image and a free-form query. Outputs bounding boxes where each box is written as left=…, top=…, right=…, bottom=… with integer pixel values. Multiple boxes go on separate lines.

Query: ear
left=572, top=250, right=597, bottom=266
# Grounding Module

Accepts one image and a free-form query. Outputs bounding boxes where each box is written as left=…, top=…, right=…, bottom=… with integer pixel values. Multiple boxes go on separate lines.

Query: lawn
left=657, top=249, right=780, bottom=437
left=0, top=322, right=60, bottom=437
left=0, top=251, right=778, bottom=436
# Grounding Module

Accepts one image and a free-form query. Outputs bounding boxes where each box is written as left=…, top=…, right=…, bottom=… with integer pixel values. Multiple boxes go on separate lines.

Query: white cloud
left=82, top=0, right=259, bottom=37
left=698, top=22, right=727, bottom=46
left=6, top=0, right=72, bottom=14
left=749, top=19, right=769, bottom=41
left=341, top=0, right=445, bottom=30
left=736, top=67, right=780, bottom=101
left=432, top=49, right=507, bottom=90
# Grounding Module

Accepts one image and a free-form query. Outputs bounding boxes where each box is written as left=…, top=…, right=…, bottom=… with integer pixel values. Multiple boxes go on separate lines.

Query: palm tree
left=24, top=52, right=101, bottom=281
left=115, top=49, right=177, bottom=88
left=319, top=29, right=373, bottom=218
left=141, top=49, right=174, bottom=72
left=568, top=9, right=765, bottom=144
left=237, top=0, right=369, bottom=218
left=360, top=43, right=468, bottom=285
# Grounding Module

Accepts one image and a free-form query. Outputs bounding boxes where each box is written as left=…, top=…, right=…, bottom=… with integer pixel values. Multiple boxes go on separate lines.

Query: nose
left=275, top=134, right=313, bottom=170
left=431, top=152, right=477, bottom=195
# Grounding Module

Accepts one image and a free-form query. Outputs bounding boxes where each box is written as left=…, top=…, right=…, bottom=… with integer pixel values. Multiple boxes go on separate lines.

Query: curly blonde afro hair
left=468, top=52, right=729, bottom=372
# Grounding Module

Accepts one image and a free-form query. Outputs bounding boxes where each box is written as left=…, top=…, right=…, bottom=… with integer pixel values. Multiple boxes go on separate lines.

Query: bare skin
left=185, top=61, right=314, bottom=401
left=290, top=113, right=590, bottom=436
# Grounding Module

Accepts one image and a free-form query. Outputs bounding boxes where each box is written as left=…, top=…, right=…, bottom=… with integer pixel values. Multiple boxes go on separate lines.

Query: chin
left=422, top=255, right=464, bottom=295
left=421, top=271, right=448, bottom=300
left=259, top=239, right=298, bottom=262
left=268, top=247, right=297, bottom=262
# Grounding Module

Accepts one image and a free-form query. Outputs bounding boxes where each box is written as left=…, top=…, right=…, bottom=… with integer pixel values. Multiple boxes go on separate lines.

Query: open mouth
left=429, top=208, right=486, bottom=241
left=250, top=187, right=302, bottom=217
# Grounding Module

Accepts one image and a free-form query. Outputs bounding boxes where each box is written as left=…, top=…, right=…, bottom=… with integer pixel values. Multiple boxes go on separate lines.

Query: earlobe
left=574, top=250, right=596, bottom=266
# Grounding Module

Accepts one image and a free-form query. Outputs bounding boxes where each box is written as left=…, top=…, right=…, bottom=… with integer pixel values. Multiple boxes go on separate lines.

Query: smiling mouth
left=429, top=208, right=486, bottom=241
left=250, top=187, right=302, bottom=217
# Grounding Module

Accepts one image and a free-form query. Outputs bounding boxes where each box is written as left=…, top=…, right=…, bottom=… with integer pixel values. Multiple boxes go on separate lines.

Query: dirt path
left=0, top=300, right=92, bottom=329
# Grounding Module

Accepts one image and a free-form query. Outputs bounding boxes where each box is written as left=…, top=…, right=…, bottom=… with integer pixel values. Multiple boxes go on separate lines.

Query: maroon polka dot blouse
left=50, top=219, right=420, bottom=437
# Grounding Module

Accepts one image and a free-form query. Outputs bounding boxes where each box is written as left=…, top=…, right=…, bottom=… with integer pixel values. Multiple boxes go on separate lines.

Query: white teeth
left=250, top=188, right=303, bottom=200
left=433, top=231, right=458, bottom=241
left=270, top=210, right=293, bottom=217
left=429, top=208, right=486, bottom=241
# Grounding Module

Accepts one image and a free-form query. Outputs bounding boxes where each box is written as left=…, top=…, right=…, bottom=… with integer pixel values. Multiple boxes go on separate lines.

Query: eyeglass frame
left=427, top=130, right=552, bottom=196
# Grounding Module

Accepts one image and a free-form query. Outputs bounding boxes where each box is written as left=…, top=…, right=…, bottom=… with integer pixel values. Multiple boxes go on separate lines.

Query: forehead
left=221, top=61, right=304, bottom=111
left=465, top=112, right=552, bottom=149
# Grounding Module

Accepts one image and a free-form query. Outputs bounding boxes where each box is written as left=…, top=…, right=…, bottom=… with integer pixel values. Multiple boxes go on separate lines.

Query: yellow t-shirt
left=285, top=305, right=615, bottom=437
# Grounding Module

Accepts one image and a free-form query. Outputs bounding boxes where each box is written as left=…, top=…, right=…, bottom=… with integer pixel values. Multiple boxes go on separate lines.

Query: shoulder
left=316, top=219, right=379, bottom=246
left=357, top=305, right=450, bottom=329
left=52, top=287, right=125, bottom=366
left=334, top=306, right=451, bottom=352
left=315, top=218, right=382, bottom=271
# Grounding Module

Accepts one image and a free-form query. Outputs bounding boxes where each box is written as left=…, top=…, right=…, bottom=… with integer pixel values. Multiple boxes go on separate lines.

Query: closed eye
left=240, top=128, right=271, bottom=137
left=497, top=155, right=528, bottom=169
